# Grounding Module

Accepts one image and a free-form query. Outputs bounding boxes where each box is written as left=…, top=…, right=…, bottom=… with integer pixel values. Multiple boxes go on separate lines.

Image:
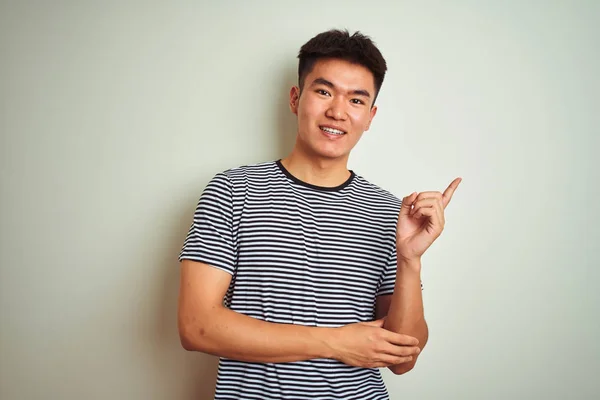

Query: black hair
left=298, top=29, right=387, bottom=104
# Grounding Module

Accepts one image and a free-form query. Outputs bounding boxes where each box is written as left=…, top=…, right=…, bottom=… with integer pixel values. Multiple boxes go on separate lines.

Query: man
left=178, top=29, right=461, bottom=399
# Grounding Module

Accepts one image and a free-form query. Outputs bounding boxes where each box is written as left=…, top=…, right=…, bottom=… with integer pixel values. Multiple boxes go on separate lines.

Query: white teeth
left=321, top=126, right=345, bottom=135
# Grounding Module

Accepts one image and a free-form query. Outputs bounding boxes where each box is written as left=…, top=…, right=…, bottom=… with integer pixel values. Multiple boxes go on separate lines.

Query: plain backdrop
left=1, top=1, right=599, bottom=399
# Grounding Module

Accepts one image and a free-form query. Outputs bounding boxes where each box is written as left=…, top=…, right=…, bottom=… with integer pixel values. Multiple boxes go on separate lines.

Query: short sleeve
left=376, top=245, right=423, bottom=297
left=178, top=173, right=237, bottom=275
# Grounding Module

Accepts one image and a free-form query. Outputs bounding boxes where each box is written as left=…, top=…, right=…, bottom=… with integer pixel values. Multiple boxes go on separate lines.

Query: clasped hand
left=332, top=318, right=420, bottom=368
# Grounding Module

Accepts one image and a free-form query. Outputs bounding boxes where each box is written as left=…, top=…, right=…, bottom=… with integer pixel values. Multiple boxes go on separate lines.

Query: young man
left=178, top=29, right=461, bottom=399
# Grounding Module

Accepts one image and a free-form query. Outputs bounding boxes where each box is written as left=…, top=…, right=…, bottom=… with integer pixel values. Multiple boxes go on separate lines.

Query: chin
left=312, top=148, right=349, bottom=161
left=299, top=136, right=352, bottom=160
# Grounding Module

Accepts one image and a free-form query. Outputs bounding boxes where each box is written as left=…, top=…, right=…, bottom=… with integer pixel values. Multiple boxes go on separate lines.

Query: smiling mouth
left=320, top=126, right=347, bottom=136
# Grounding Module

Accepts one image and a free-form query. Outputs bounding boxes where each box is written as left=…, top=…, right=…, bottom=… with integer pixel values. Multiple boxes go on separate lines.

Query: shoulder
left=346, top=173, right=401, bottom=232
left=219, top=160, right=278, bottom=181
left=206, top=160, right=279, bottom=195
left=351, top=173, right=402, bottom=209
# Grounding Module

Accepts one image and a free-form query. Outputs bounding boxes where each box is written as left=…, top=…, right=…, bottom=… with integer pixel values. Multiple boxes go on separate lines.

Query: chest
left=236, top=189, right=395, bottom=287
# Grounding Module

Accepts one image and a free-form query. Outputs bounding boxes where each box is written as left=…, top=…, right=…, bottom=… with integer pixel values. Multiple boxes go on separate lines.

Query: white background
left=1, top=1, right=598, bottom=399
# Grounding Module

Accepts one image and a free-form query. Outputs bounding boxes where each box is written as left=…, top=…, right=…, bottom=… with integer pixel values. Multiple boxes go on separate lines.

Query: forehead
left=306, top=58, right=375, bottom=92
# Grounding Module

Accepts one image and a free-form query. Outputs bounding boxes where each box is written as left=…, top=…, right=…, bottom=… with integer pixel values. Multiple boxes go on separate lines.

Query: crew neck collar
left=275, top=159, right=355, bottom=192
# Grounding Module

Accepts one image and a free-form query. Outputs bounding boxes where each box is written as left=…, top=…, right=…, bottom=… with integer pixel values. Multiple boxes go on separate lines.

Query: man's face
left=289, top=58, right=378, bottom=162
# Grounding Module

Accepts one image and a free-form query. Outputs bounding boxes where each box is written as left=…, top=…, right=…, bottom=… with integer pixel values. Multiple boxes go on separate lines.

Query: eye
left=351, top=99, right=365, bottom=105
left=316, top=89, right=331, bottom=96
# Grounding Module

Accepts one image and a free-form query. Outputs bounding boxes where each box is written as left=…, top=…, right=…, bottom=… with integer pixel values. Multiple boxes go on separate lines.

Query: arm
left=377, top=258, right=428, bottom=375
left=381, top=178, right=461, bottom=375
left=178, top=259, right=421, bottom=366
left=177, top=259, right=334, bottom=363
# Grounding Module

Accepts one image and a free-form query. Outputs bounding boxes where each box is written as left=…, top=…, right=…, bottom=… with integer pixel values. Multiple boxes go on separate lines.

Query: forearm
left=383, top=258, right=429, bottom=372
left=179, top=306, right=335, bottom=363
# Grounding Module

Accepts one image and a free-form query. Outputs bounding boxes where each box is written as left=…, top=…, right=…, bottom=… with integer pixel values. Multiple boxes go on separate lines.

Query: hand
left=330, top=318, right=421, bottom=368
left=396, top=178, right=462, bottom=262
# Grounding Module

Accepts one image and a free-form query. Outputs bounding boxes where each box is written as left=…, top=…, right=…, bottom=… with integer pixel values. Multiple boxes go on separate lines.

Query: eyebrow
left=310, top=77, right=371, bottom=99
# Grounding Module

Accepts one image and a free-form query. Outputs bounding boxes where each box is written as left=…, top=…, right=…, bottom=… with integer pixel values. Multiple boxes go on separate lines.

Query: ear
left=365, top=105, right=378, bottom=131
left=289, top=86, right=300, bottom=115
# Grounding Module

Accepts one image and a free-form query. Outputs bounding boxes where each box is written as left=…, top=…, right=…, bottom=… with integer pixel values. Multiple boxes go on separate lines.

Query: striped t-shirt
left=180, top=160, right=403, bottom=400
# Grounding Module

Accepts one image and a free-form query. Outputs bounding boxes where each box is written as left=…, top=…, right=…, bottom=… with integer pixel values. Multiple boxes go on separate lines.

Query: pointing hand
left=396, top=178, right=462, bottom=262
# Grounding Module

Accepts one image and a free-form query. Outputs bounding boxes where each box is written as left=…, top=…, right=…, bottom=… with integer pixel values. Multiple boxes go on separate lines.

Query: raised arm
left=382, top=178, right=461, bottom=374
left=377, top=263, right=429, bottom=375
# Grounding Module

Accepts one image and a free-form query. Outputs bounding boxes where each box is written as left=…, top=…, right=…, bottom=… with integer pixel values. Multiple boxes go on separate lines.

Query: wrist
left=397, top=256, right=422, bottom=272
left=314, top=327, right=338, bottom=360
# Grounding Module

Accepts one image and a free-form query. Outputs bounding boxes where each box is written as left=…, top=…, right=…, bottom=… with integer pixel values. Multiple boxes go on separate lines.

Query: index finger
left=442, top=177, right=462, bottom=208
left=384, top=330, right=419, bottom=346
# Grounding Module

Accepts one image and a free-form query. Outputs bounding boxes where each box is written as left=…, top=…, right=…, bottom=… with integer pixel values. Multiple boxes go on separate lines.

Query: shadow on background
left=276, top=62, right=298, bottom=160
left=158, top=202, right=218, bottom=400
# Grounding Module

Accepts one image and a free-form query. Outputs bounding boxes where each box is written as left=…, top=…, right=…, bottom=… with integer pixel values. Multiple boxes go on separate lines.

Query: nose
left=325, top=97, right=347, bottom=121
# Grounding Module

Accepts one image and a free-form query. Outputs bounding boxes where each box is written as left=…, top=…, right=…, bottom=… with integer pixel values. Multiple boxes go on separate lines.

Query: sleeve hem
left=178, top=256, right=235, bottom=276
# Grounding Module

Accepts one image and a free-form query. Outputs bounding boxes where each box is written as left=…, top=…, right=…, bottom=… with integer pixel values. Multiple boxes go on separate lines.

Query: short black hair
left=297, top=29, right=387, bottom=104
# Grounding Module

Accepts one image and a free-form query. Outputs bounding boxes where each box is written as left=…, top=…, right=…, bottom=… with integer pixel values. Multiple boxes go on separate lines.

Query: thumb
left=399, top=192, right=418, bottom=217
left=363, top=318, right=386, bottom=328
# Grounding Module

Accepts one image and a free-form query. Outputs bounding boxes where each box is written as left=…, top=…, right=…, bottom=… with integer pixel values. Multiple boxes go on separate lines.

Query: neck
left=281, top=148, right=351, bottom=188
